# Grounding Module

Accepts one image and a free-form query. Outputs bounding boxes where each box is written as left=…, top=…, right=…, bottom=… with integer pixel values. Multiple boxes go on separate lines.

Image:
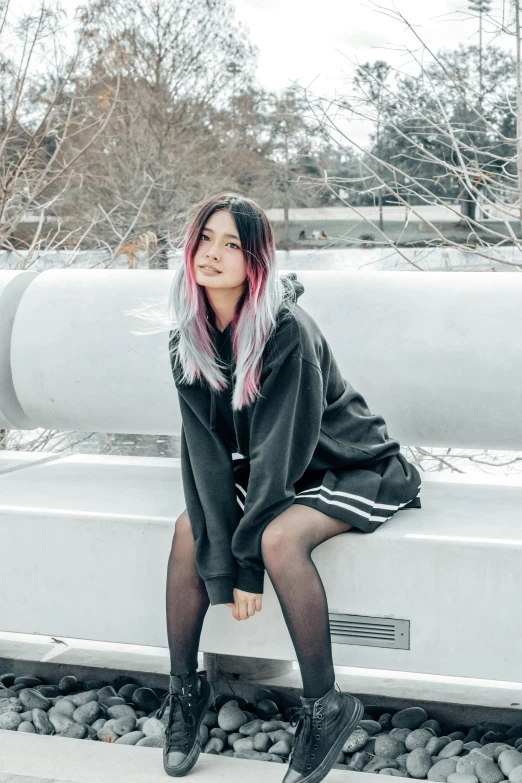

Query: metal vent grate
left=328, top=613, right=410, bottom=650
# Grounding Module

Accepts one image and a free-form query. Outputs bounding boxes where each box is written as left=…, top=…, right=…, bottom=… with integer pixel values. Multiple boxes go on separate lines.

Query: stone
left=348, top=751, right=372, bottom=771
left=114, top=731, right=144, bottom=745
left=17, top=721, right=35, bottom=733
left=18, top=689, right=51, bottom=711
left=141, top=717, right=165, bottom=737
left=498, top=750, right=522, bottom=777
left=261, top=719, right=286, bottom=732
left=473, top=759, right=505, bottom=783
left=269, top=741, right=291, bottom=758
left=107, top=705, right=138, bottom=720
left=427, top=758, right=459, bottom=781
left=72, top=701, right=102, bottom=726
left=343, top=728, right=370, bottom=753
left=233, top=736, right=255, bottom=752
left=137, top=735, right=164, bottom=747
left=32, top=708, right=54, bottom=735
left=375, top=735, right=407, bottom=759
left=112, top=715, right=137, bottom=736
left=218, top=700, right=248, bottom=732
left=131, top=687, right=160, bottom=713
left=60, top=723, right=89, bottom=739
left=202, top=710, right=219, bottom=728
left=447, top=776, right=479, bottom=783
left=52, top=699, right=76, bottom=718
left=509, top=768, right=522, bottom=783
left=210, top=727, right=228, bottom=744
left=422, top=721, right=442, bottom=736
left=0, top=710, right=23, bottom=730
left=204, top=737, right=224, bottom=753
left=256, top=699, right=279, bottom=717
left=393, top=709, right=429, bottom=730
left=239, top=719, right=264, bottom=736
left=406, top=747, right=433, bottom=778
left=407, top=730, right=436, bottom=751
left=361, top=719, right=384, bottom=736
left=440, top=742, right=465, bottom=759
left=228, top=731, right=242, bottom=747
left=48, top=712, right=75, bottom=733
left=68, top=690, right=99, bottom=707
left=252, top=731, right=270, bottom=751
left=365, top=757, right=400, bottom=773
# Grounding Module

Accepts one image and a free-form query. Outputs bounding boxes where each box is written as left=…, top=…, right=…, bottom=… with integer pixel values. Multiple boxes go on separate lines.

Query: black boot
left=156, top=669, right=214, bottom=777
left=282, top=682, right=364, bottom=783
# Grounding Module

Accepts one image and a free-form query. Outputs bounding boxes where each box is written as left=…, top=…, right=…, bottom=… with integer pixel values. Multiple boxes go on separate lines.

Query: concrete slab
left=0, top=732, right=383, bottom=783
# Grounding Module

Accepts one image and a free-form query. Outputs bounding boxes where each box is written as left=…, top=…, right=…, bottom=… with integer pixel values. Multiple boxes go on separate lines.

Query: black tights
left=166, top=509, right=347, bottom=697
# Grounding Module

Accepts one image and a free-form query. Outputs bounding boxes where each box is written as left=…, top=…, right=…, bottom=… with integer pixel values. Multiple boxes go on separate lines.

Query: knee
left=172, top=510, right=194, bottom=547
left=261, top=520, right=292, bottom=566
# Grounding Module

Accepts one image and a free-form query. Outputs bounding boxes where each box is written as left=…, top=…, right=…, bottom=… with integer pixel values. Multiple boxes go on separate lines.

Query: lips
left=200, top=265, right=221, bottom=272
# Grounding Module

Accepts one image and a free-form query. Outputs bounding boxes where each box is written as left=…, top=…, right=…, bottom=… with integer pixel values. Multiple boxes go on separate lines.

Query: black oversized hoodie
left=170, top=274, right=417, bottom=606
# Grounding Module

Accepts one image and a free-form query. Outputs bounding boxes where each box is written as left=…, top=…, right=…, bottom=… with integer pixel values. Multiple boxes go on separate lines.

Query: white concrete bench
left=1, top=268, right=522, bottom=707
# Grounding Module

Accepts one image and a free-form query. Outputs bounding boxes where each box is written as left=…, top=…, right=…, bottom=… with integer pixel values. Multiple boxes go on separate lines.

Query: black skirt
left=232, top=453, right=421, bottom=535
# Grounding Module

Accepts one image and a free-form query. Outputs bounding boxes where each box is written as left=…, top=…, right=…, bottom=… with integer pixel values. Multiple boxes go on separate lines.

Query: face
left=194, top=209, right=247, bottom=290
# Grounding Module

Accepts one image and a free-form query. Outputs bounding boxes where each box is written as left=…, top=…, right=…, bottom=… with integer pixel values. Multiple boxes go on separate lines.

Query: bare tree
left=0, top=0, right=121, bottom=266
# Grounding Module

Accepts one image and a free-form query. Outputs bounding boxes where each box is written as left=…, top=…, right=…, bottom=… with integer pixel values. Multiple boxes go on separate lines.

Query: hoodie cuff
left=205, top=576, right=235, bottom=606
left=234, top=565, right=265, bottom=595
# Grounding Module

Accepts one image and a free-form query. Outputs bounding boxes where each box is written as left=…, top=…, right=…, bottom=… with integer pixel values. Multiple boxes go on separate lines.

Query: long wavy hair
left=129, top=192, right=300, bottom=411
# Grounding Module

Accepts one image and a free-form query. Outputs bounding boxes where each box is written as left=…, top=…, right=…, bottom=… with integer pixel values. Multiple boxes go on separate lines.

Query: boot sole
left=163, top=679, right=215, bottom=777
left=287, top=693, right=364, bottom=783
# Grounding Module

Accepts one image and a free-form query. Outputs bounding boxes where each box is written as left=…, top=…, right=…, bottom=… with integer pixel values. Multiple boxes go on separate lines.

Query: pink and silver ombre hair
left=169, top=192, right=297, bottom=410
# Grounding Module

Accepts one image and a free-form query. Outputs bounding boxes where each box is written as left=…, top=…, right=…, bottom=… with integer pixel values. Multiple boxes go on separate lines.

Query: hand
left=225, top=588, right=263, bottom=620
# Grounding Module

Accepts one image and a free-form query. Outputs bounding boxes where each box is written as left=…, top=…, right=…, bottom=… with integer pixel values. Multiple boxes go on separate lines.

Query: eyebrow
left=202, top=226, right=240, bottom=241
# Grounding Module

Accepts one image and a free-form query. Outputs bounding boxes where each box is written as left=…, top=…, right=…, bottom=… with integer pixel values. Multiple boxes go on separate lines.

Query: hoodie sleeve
left=177, top=392, right=240, bottom=606
left=231, top=354, right=324, bottom=595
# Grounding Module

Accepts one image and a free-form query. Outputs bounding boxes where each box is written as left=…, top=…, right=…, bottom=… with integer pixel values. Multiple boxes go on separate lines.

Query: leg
left=166, top=510, right=210, bottom=675
left=261, top=504, right=353, bottom=698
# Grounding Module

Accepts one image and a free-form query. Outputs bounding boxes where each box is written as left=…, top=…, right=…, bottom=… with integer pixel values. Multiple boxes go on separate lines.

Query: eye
left=228, top=242, right=240, bottom=249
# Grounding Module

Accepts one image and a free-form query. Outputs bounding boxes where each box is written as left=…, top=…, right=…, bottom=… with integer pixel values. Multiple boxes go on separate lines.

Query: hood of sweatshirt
left=280, top=272, right=305, bottom=303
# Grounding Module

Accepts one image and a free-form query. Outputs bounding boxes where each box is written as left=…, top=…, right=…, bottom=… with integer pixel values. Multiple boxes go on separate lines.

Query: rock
left=506, top=727, right=522, bottom=741
left=209, top=727, right=228, bottom=744
left=509, top=768, right=522, bottom=783
left=393, top=709, right=429, bottom=730
left=427, top=758, right=458, bottom=781
left=447, top=776, right=478, bottom=783
left=136, top=735, right=164, bottom=747
left=457, top=757, right=478, bottom=775
left=235, top=750, right=274, bottom=761
left=228, top=731, right=242, bottom=747
left=361, top=720, right=384, bottom=736
left=58, top=676, right=78, bottom=695
left=256, top=699, right=279, bottom=718
left=269, top=741, right=291, bottom=758
left=141, top=717, right=165, bottom=738
left=440, top=742, right=465, bottom=759
left=473, top=759, right=505, bottom=783
left=392, top=729, right=413, bottom=743
left=343, top=728, right=370, bottom=753
left=107, top=705, right=138, bottom=720
left=114, top=731, right=144, bottom=745
left=348, top=751, right=372, bottom=771
left=131, top=688, right=160, bottom=713
left=202, top=710, right=219, bottom=728
left=52, top=699, right=76, bottom=718
left=498, top=750, right=522, bottom=777
left=0, top=712, right=23, bottom=731
left=48, top=712, right=75, bottom=733
left=375, top=735, right=407, bottom=759
left=381, top=770, right=410, bottom=777
left=14, top=677, right=43, bottom=688
left=60, top=724, right=89, bottom=739
left=422, top=721, right=442, bottom=736
left=32, top=709, right=54, bottom=735
left=365, top=757, right=400, bottom=773
left=18, top=689, right=51, bottom=711
left=112, top=716, right=137, bottom=736
left=407, top=730, right=436, bottom=751
left=17, top=721, right=36, bottom=733
left=254, top=732, right=271, bottom=752
left=72, top=701, right=102, bottom=726
left=240, top=719, right=264, bottom=736
left=233, top=737, right=255, bottom=752
left=218, top=701, right=248, bottom=732
left=380, top=715, right=394, bottom=730
left=493, top=746, right=515, bottom=763
left=406, top=747, right=433, bottom=778
left=261, top=720, right=287, bottom=732
left=68, top=690, right=99, bottom=707
left=204, top=737, right=224, bottom=753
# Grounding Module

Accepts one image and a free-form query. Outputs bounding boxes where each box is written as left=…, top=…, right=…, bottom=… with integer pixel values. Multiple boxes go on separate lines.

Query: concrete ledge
left=0, top=731, right=383, bottom=783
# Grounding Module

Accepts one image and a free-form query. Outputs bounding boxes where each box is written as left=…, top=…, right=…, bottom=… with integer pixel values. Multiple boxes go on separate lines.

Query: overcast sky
left=231, top=0, right=507, bottom=97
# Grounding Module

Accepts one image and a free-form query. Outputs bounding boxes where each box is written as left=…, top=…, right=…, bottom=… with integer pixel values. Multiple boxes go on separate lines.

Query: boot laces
left=156, top=682, right=196, bottom=729
left=288, top=701, right=324, bottom=762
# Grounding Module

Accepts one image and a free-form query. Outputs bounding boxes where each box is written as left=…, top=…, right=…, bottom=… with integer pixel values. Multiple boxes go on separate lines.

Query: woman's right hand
left=225, top=587, right=262, bottom=620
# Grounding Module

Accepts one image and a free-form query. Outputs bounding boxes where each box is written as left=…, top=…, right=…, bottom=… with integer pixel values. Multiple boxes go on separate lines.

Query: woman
left=158, top=192, right=422, bottom=782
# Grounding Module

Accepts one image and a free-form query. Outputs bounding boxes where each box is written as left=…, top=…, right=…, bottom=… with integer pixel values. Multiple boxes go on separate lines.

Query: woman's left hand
left=225, top=588, right=262, bottom=620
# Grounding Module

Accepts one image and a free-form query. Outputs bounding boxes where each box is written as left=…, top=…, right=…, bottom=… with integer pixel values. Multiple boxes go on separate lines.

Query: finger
left=238, top=600, right=248, bottom=621
left=247, top=597, right=256, bottom=617
left=254, top=596, right=262, bottom=612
